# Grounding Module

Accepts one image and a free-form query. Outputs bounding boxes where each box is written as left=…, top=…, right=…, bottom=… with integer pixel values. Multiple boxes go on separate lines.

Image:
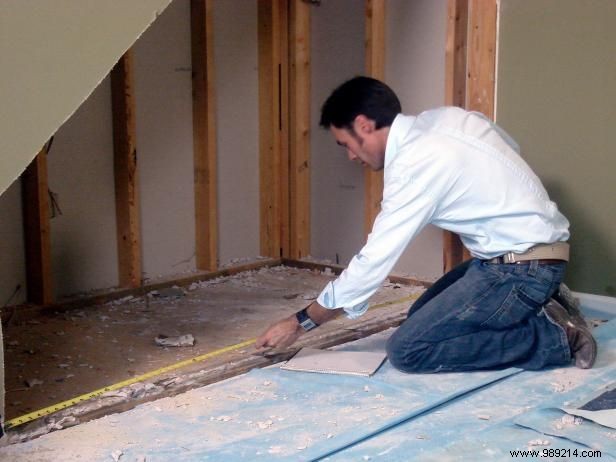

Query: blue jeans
left=386, top=258, right=570, bottom=373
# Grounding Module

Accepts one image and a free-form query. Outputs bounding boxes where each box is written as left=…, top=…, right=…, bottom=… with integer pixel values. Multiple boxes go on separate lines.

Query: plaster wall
left=497, top=0, right=616, bottom=295
left=133, top=0, right=197, bottom=279
left=213, top=0, right=260, bottom=265
left=386, top=0, right=446, bottom=280
left=47, top=78, right=119, bottom=296
left=310, top=0, right=366, bottom=266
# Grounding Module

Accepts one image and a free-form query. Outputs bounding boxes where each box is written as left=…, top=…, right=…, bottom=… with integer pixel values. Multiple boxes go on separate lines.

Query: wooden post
left=258, top=0, right=288, bottom=258
left=443, top=0, right=468, bottom=273
left=191, top=0, right=218, bottom=271
left=467, top=0, right=497, bottom=119
left=288, top=0, right=311, bottom=259
left=111, top=51, right=142, bottom=287
left=364, top=0, right=386, bottom=237
left=442, top=0, right=496, bottom=272
left=21, top=146, right=53, bottom=304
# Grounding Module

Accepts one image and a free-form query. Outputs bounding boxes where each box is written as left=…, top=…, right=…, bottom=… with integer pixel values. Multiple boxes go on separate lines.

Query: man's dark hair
left=319, top=76, right=401, bottom=130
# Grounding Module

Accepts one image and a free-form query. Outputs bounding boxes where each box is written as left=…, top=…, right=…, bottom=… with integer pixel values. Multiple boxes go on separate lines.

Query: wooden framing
left=258, top=0, right=288, bottom=258
left=21, top=146, right=53, bottom=305
left=191, top=0, right=218, bottom=271
left=443, top=0, right=469, bottom=273
left=442, top=0, right=497, bottom=272
left=467, top=0, right=497, bottom=119
left=364, top=0, right=386, bottom=236
left=288, top=0, right=311, bottom=259
left=111, top=51, right=142, bottom=288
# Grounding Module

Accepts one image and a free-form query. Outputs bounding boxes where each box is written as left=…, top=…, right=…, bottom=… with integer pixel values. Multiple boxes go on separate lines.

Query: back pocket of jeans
left=480, top=286, right=536, bottom=329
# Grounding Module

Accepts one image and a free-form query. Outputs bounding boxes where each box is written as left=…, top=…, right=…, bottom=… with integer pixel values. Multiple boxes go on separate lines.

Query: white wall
left=310, top=0, right=446, bottom=281
left=310, top=0, right=366, bottom=265
left=47, top=77, right=119, bottom=296
left=0, top=179, right=26, bottom=305
left=213, top=0, right=260, bottom=265
left=386, top=0, right=447, bottom=280
left=134, top=0, right=197, bottom=279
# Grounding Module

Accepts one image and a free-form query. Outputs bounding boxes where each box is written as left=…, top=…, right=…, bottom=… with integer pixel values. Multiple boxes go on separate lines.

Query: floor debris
left=154, top=334, right=195, bottom=347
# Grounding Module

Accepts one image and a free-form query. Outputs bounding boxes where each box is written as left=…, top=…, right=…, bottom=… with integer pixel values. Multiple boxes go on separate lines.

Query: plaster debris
left=268, top=446, right=283, bottom=454
left=111, top=449, right=123, bottom=461
left=375, top=394, right=385, bottom=400
left=416, top=434, right=429, bottom=440
left=155, top=334, right=195, bottom=347
left=528, top=439, right=550, bottom=446
left=156, top=287, right=185, bottom=299
left=363, top=386, right=371, bottom=392
left=477, top=414, right=491, bottom=420
left=322, top=268, right=334, bottom=276
left=561, top=414, right=583, bottom=426
left=215, top=415, right=232, bottom=422
left=257, top=420, right=274, bottom=429
left=25, top=378, right=44, bottom=387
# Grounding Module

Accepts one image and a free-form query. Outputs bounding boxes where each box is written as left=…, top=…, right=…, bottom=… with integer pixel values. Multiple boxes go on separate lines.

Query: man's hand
left=255, top=302, right=344, bottom=350
left=255, top=315, right=302, bottom=350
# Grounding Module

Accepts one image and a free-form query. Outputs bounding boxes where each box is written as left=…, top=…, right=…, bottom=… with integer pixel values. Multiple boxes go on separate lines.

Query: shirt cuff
left=316, top=281, right=370, bottom=319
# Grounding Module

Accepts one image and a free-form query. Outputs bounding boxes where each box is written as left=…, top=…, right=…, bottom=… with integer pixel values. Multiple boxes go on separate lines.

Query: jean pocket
left=480, top=286, right=537, bottom=329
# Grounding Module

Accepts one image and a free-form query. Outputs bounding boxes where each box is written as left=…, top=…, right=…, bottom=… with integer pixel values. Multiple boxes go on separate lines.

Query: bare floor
left=2, top=265, right=423, bottom=421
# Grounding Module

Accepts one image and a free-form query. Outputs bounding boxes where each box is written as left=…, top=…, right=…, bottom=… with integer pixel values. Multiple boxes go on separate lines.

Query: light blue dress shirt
left=317, top=107, right=570, bottom=318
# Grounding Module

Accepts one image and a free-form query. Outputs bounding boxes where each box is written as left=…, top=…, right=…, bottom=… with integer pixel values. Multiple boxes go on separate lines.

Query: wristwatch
left=295, top=307, right=319, bottom=331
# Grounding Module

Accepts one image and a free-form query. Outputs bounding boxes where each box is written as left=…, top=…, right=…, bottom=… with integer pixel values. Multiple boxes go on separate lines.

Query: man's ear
left=353, top=115, right=376, bottom=134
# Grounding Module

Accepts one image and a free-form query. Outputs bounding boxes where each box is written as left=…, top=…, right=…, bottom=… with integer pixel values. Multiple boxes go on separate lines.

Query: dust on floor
left=2, top=264, right=423, bottom=420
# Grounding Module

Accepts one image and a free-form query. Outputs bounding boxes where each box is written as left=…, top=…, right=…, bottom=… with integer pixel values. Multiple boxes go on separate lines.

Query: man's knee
left=386, top=331, right=432, bottom=373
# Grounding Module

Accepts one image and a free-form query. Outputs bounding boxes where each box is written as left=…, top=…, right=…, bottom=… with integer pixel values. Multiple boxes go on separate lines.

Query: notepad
left=280, top=348, right=387, bottom=377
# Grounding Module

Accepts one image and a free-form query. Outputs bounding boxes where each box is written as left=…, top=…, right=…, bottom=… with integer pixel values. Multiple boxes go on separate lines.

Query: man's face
left=330, top=116, right=386, bottom=171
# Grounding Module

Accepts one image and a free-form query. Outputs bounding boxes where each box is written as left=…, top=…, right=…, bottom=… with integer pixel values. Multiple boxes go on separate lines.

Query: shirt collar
left=384, top=114, right=416, bottom=169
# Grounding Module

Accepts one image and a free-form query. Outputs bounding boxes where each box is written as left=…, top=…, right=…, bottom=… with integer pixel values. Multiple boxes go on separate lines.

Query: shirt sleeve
left=317, top=168, right=438, bottom=318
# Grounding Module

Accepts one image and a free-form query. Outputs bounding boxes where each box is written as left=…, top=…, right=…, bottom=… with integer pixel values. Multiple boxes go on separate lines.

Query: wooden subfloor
left=3, top=265, right=424, bottom=422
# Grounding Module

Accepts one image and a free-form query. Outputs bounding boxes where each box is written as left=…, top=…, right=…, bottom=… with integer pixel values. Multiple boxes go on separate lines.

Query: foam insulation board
left=0, top=0, right=173, bottom=196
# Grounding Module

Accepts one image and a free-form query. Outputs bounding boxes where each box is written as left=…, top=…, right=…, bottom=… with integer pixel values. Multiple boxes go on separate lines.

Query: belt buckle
left=502, top=252, right=516, bottom=264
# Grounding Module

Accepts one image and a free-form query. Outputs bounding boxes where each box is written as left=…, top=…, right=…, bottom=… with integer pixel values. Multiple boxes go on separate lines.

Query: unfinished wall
left=386, top=0, right=446, bottom=280
left=134, top=0, right=197, bottom=279
left=0, top=180, right=26, bottom=306
left=497, top=0, right=616, bottom=296
left=47, top=77, right=119, bottom=296
left=0, top=0, right=173, bottom=197
left=213, top=0, right=260, bottom=265
left=310, top=0, right=366, bottom=265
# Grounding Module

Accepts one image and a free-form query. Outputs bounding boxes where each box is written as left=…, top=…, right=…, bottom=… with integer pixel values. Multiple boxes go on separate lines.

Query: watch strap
left=295, top=307, right=319, bottom=331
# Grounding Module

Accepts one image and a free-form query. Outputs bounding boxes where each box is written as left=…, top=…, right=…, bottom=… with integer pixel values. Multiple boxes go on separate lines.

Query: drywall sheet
left=47, top=77, right=119, bottom=297
left=134, top=0, right=197, bottom=278
left=0, top=0, right=173, bottom=197
left=310, top=0, right=366, bottom=265
left=496, top=0, right=616, bottom=296
left=213, top=0, right=260, bottom=265
left=385, top=0, right=446, bottom=281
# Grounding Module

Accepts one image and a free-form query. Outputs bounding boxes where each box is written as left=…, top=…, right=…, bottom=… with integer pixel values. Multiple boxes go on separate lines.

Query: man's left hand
left=255, top=315, right=303, bottom=350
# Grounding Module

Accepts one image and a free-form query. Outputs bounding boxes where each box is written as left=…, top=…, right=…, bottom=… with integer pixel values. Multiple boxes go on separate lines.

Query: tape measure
left=4, top=293, right=419, bottom=430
